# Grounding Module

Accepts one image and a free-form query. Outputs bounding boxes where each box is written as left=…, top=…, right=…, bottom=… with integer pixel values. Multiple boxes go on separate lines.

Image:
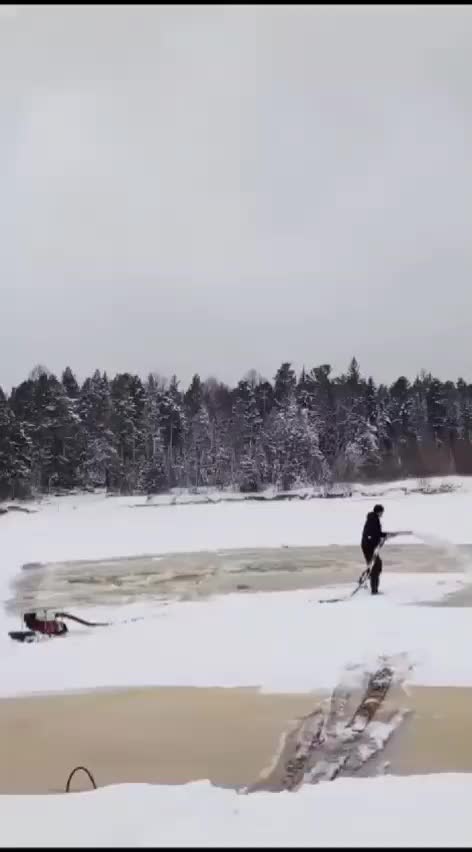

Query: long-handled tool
left=350, top=546, right=380, bottom=598
left=319, top=530, right=413, bottom=604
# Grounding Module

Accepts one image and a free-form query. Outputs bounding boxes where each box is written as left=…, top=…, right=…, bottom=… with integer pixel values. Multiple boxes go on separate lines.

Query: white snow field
left=0, top=774, right=471, bottom=848
left=2, top=476, right=472, bottom=845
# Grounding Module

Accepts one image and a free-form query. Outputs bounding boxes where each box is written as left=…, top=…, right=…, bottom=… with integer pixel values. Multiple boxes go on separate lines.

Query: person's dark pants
left=361, top=544, right=382, bottom=594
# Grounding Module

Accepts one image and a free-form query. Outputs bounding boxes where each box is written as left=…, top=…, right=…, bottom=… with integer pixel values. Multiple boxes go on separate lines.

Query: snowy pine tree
left=274, top=362, right=297, bottom=406
left=264, top=398, right=324, bottom=490
left=79, top=371, right=120, bottom=490
left=0, top=389, right=30, bottom=499
left=230, top=380, right=264, bottom=491
left=180, top=376, right=212, bottom=488
left=3, top=358, right=472, bottom=496
left=110, top=373, right=146, bottom=492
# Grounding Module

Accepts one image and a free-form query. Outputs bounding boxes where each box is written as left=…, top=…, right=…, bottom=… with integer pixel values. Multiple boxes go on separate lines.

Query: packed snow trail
left=247, top=656, right=410, bottom=792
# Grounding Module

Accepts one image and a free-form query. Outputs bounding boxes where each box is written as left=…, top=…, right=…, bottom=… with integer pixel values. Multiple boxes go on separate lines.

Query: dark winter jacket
left=361, top=511, right=387, bottom=550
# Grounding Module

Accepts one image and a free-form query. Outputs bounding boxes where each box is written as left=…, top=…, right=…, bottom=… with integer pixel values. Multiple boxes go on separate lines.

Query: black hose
left=65, top=765, right=97, bottom=792
left=55, top=611, right=110, bottom=627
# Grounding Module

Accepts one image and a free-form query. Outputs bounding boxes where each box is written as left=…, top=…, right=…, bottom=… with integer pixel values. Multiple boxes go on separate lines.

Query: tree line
left=0, top=359, right=471, bottom=500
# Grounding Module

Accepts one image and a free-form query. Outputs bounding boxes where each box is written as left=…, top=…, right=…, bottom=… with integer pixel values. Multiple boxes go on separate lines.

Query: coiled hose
left=65, top=765, right=97, bottom=792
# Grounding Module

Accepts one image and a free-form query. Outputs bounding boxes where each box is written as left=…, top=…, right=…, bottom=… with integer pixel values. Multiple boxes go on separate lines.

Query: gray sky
left=2, top=5, right=472, bottom=391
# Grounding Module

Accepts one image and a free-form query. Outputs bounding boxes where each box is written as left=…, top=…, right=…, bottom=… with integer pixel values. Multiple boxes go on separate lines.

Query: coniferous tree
left=274, top=362, right=297, bottom=406
left=79, top=371, right=120, bottom=489
left=3, top=357, right=472, bottom=500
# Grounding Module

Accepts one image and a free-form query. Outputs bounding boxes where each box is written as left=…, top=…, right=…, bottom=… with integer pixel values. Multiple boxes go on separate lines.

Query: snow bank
left=1, top=773, right=471, bottom=847
left=0, top=574, right=469, bottom=698
left=1, top=481, right=472, bottom=704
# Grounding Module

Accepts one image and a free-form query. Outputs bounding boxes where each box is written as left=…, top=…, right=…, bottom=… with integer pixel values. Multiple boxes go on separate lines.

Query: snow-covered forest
left=1, top=359, right=471, bottom=499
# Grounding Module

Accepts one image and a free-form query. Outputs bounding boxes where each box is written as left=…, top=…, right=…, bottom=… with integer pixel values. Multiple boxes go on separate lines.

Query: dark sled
left=9, top=630, right=38, bottom=643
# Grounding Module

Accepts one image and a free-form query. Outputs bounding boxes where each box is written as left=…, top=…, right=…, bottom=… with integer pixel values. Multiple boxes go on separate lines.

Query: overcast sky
left=1, top=5, right=472, bottom=391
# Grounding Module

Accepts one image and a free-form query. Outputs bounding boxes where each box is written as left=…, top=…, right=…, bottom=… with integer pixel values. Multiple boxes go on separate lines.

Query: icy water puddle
left=361, top=686, right=472, bottom=777
left=1, top=685, right=472, bottom=794
left=7, top=543, right=472, bottom=613
left=0, top=687, right=317, bottom=794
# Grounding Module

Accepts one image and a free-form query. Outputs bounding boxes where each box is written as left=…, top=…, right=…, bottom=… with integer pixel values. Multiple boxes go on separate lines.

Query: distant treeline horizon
left=1, top=358, right=471, bottom=499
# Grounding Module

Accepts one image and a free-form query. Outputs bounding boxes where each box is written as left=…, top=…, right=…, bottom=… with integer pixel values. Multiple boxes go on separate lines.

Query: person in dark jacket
left=361, top=504, right=390, bottom=595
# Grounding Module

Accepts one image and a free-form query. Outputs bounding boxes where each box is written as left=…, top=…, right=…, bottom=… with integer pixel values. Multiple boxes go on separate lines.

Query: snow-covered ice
left=1, top=573, right=471, bottom=698
left=0, top=773, right=471, bottom=847
left=2, top=477, right=472, bottom=845
left=2, top=478, right=472, bottom=602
